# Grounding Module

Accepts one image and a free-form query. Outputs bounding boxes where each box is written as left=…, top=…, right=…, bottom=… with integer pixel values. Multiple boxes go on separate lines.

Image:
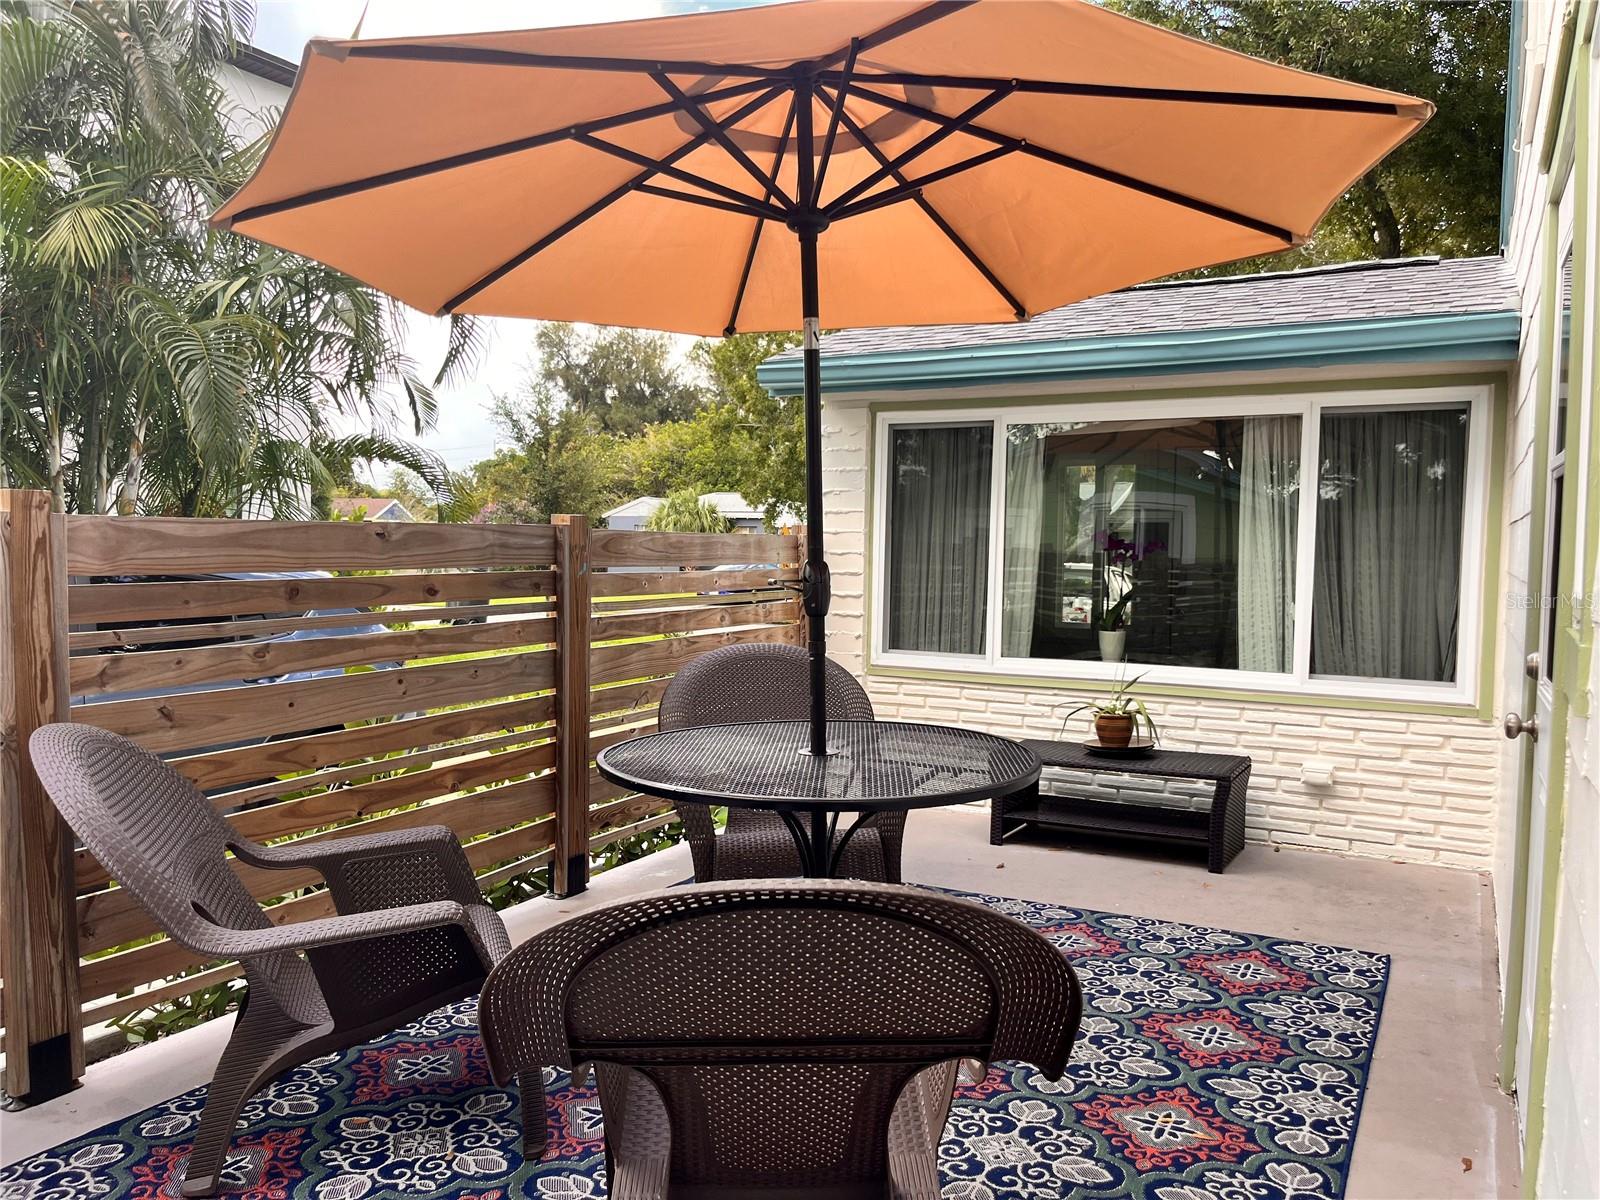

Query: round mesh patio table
left=597, top=720, right=1041, bottom=878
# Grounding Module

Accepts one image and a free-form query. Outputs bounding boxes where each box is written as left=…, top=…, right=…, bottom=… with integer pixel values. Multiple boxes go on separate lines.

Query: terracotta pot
left=1095, top=712, right=1135, bottom=748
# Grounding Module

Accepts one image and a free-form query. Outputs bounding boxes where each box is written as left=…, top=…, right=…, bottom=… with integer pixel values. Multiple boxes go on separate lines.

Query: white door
left=1510, top=239, right=1572, bottom=1119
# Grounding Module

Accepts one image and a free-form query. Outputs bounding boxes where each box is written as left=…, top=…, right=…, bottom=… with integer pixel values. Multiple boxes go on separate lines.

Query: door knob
left=1525, top=652, right=1541, bottom=680
left=1504, top=712, right=1539, bottom=742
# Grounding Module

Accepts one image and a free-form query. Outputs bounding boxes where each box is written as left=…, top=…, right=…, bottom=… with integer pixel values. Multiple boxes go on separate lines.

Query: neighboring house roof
left=603, top=492, right=799, bottom=526
left=329, top=497, right=412, bottom=522
left=603, top=496, right=665, bottom=520
left=229, top=45, right=298, bottom=88
left=757, top=256, right=1520, bottom=395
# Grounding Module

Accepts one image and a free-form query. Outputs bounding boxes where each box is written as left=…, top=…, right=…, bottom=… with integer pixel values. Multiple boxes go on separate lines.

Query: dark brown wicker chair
left=28, top=723, right=512, bottom=1198
left=658, top=642, right=907, bottom=882
left=480, top=879, right=1083, bottom=1199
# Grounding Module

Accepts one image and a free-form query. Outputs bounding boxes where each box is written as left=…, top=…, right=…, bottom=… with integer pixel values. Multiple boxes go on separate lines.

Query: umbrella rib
left=344, top=44, right=785, bottom=78
left=810, top=42, right=859, bottom=208
left=726, top=92, right=799, bottom=336
left=849, top=83, right=1296, bottom=243
left=817, top=71, right=1410, bottom=116
left=653, top=73, right=796, bottom=211
left=830, top=97, right=1026, bottom=320
left=576, top=133, right=789, bottom=221
left=634, top=181, right=785, bottom=220
left=438, top=85, right=785, bottom=314
left=813, top=1, right=980, bottom=68
left=823, top=83, right=1016, bottom=215
left=828, top=142, right=1016, bottom=221
left=216, top=79, right=771, bottom=227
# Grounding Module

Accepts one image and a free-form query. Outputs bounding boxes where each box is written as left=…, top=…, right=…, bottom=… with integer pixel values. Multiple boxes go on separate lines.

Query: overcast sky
left=245, top=0, right=773, bottom=481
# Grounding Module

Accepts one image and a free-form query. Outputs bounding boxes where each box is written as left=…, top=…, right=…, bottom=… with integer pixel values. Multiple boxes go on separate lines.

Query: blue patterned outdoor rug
left=1, top=888, right=1389, bottom=1200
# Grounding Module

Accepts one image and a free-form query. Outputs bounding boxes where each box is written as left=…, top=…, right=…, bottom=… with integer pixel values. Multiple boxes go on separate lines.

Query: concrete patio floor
left=0, top=805, right=1519, bottom=1197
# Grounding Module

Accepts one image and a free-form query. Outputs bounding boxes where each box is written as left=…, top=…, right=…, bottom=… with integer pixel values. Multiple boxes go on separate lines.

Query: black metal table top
left=1021, top=739, right=1251, bottom=780
left=598, top=720, right=1041, bottom=812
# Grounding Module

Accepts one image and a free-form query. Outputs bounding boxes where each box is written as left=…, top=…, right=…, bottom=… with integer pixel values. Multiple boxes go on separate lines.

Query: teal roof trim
left=755, top=311, right=1520, bottom=395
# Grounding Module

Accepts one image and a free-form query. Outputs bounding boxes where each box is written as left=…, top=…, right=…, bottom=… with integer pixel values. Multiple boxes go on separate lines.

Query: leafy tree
left=645, top=488, right=731, bottom=534
left=621, top=404, right=747, bottom=499
left=473, top=389, right=627, bottom=524
left=532, top=322, right=702, bottom=435
left=690, top=331, right=804, bottom=524
left=0, top=0, right=479, bottom=515
left=1109, top=0, right=1509, bottom=272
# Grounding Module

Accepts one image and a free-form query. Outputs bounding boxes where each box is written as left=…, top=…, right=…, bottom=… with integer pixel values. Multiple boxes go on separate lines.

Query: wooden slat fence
left=0, top=492, right=800, bottom=1101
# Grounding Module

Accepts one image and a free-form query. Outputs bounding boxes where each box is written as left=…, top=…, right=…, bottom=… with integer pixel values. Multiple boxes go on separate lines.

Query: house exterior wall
left=1499, top=0, right=1599, bottom=1193
left=819, top=365, right=1507, bottom=870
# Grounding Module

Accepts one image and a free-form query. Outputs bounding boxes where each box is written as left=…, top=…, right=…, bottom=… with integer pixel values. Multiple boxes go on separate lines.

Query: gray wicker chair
left=658, top=642, right=907, bottom=882
left=28, top=723, right=512, bottom=1198
left=480, top=879, right=1082, bottom=1198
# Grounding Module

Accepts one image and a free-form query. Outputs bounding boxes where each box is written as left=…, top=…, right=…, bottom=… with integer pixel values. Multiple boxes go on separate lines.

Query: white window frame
left=871, top=383, right=1493, bottom=706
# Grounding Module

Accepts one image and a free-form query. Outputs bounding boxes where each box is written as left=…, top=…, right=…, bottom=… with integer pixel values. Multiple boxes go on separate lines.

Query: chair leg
left=181, top=1002, right=319, bottom=1198
left=518, top=1069, right=549, bottom=1159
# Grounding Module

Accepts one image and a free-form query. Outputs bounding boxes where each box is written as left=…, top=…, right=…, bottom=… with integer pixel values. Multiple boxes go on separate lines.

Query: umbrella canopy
left=213, top=0, right=1431, bottom=755
left=214, top=0, right=1429, bottom=333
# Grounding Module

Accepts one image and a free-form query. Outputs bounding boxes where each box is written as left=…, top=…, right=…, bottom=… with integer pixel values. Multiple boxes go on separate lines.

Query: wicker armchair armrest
left=235, top=825, right=458, bottom=871
left=234, top=826, right=485, bottom=909
left=188, top=900, right=469, bottom=960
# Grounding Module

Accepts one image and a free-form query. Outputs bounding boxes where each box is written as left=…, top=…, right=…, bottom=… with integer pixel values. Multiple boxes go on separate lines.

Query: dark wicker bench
left=991, top=740, right=1251, bottom=874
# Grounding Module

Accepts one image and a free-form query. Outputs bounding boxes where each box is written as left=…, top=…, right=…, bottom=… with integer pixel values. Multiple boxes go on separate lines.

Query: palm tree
left=645, top=489, right=731, bottom=534
left=0, top=0, right=481, bottom=516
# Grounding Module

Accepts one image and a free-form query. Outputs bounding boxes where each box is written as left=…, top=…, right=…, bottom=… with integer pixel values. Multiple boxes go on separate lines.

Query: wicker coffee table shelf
left=992, top=740, right=1251, bottom=873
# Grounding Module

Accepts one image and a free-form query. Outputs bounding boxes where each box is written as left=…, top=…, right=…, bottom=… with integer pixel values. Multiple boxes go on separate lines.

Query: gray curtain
left=1311, top=408, right=1468, bottom=681
left=1237, top=416, right=1300, bottom=672
left=1002, top=428, right=1046, bottom=657
left=887, top=424, right=993, bottom=654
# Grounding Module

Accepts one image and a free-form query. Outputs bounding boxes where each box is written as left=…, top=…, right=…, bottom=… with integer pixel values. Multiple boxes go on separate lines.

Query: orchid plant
left=1094, top=530, right=1165, bottom=631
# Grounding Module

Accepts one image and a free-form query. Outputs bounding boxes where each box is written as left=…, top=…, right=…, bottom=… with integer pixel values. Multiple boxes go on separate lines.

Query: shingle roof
left=770, top=256, right=1516, bottom=362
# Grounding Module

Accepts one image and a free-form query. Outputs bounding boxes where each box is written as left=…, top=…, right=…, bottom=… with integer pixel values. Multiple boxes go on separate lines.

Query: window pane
left=1311, top=406, right=1469, bottom=683
left=1001, top=415, right=1300, bottom=670
left=887, top=424, right=992, bottom=654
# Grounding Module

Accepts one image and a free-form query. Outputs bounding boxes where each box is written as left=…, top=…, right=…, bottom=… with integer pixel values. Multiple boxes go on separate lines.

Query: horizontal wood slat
left=589, top=676, right=672, bottom=719
left=65, top=517, right=557, bottom=574
left=591, top=811, right=678, bottom=853
left=588, top=792, right=675, bottom=832
left=588, top=529, right=795, bottom=568
left=171, top=694, right=555, bottom=792
left=71, top=615, right=556, bottom=696
left=82, top=962, right=243, bottom=1027
left=67, top=570, right=554, bottom=625
left=74, top=650, right=555, bottom=753
left=69, top=599, right=555, bottom=652
left=591, top=599, right=798, bottom=642
left=590, top=567, right=795, bottom=598
left=224, top=741, right=556, bottom=845
left=590, top=624, right=800, bottom=688
left=211, top=726, right=543, bottom=812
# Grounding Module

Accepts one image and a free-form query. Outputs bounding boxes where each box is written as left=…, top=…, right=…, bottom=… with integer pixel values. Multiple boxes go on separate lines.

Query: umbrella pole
left=798, top=224, right=831, bottom=758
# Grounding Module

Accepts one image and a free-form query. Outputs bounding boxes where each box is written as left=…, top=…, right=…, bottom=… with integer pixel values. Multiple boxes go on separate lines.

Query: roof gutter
left=755, top=310, right=1520, bottom=396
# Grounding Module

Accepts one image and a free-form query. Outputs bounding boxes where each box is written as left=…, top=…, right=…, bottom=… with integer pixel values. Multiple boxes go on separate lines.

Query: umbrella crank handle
left=801, top=561, right=831, bottom=618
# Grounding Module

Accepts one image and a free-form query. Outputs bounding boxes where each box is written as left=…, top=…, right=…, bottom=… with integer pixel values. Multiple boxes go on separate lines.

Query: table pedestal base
left=776, top=808, right=878, bottom=878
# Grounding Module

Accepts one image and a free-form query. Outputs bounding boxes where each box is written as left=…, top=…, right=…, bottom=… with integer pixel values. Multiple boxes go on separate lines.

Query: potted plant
left=1097, top=586, right=1136, bottom=663
left=1061, top=672, right=1160, bottom=749
left=1094, top=530, right=1162, bottom=662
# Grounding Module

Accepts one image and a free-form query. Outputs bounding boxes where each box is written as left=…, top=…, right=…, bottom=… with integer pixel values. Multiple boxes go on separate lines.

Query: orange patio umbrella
left=213, top=0, right=1431, bottom=754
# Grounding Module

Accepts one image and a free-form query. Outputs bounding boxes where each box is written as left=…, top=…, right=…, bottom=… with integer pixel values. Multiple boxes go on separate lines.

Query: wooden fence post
left=0, top=489, right=83, bottom=1101
left=550, top=514, right=592, bottom=897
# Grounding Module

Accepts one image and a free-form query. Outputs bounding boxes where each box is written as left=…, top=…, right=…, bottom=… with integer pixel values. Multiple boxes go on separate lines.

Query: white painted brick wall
left=821, top=400, right=1502, bottom=870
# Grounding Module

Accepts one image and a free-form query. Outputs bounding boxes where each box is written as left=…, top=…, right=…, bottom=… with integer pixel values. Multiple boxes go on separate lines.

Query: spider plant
left=1057, top=671, right=1161, bottom=744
